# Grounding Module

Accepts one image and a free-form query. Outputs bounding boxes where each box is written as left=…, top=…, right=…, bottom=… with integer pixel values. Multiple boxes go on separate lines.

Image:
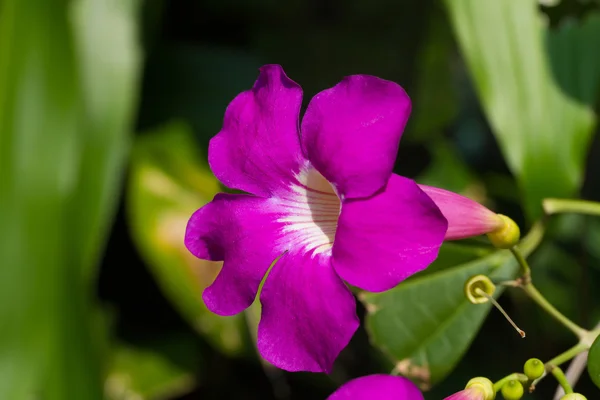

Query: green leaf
left=360, top=222, right=542, bottom=389
left=588, top=332, right=600, bottom=389
left=127, top=121, right=250, bottom=356
left=106, top=334, right=200, bottom=400
left=361, top=250, right=517, bottom=389
left=69, top=0, right=142, bottom=280
left=0, top=0, right=141, bottom=398
left=444, top=0, right=600, bottom=218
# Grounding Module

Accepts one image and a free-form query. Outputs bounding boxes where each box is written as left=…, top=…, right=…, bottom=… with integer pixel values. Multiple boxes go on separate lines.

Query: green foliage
left=0, top=0, right=140, bottom=398
left=127, top=121, right=250, bottom=356
left=444, top=0, right=600, bottom=219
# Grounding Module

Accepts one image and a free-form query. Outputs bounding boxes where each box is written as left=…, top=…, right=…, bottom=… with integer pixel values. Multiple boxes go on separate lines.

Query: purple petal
left=328, top=374, right=424, bottom=400
left=418, top=185, right=504, bottom=240
left=257, top=252, right=358, bottom=372
left=301, top=75, right=411, bottom=199
left=185, top=194, right=282, bottom=316
left=332, top=174, right=448, bottom=292
left=209, top=64, right=306, bottom=197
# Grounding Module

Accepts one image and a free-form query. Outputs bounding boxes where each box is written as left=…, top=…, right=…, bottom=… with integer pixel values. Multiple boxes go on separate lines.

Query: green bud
left=501, top=380, right=524, bottom=400
left=560, top=394, right=587, bottom=400
left=523, top=358, right=545, bottom=380
left=487, top=214, right=520, bottom=249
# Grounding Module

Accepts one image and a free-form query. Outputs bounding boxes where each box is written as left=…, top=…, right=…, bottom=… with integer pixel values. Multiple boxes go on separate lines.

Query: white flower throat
left=277, top=166, right=342, bottom=255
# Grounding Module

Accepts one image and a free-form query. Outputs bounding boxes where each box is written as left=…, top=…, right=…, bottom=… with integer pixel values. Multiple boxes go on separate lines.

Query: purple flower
left=185, top=64, right=450, bottom=372
left=327, top=374, right=424, bottom=400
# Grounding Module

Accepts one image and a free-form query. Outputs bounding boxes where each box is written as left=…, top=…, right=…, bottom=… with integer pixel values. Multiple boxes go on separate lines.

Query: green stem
left=521, top=283, right=588, bottom=339
left=550, top=366, right=573, bottom=394
left=493, top=373, right=528, bottom=392
left=510, top=247, right=588, bottom=339
left=510, top=247, right=531, bottom=281
left=546, top=342, right=589, bottom=368
left=543, top=198, right=600, bottom=216
left=530, top=334, right=599, bottom=390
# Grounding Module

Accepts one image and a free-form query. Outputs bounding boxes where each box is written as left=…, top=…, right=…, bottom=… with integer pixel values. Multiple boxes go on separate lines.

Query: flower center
left=277, top=166, right=341, bottom=255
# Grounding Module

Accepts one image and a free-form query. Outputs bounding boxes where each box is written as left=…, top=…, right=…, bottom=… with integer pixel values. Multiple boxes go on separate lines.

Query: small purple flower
left=185, top=64, right=450, bottom=372
left=327, top=374, right=424, bottom=400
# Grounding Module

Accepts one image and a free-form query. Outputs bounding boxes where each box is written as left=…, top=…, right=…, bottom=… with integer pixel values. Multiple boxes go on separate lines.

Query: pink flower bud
left=444, top=377, right=495, bottom=400
left=418, top=185, right=505, bottom=241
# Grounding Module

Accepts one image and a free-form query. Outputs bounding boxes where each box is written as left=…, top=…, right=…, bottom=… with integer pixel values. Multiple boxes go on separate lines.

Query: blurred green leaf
left=106, top=334, right=200, bottom=400
left=127, top=121, right=250, bottom=356
left=360, top=226, right=542, bottom=389
left=69, top=0, right=142, bottom=280
left=444, top=0, right=600, bottom=219
left=0, top=0, right=140, bottom=398
left=546, top=14, right=600, bottom=108
left=588, top=333, right=600, bottom=389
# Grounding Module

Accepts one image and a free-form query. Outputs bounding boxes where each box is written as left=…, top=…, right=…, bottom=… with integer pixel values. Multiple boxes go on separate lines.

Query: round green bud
left=487, top=214, right=520, bottom=249
left=523, top=358, right=545, bottom=380
left=560, top=394, right=587, bottom=400
left=501, top=380, right=524, bottom=400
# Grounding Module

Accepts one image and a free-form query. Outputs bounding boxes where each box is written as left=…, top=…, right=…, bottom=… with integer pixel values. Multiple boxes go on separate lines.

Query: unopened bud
left=523, top=358, right=545, bottom=380
left=561, top=394, right=587, bottom=400
left=501, top=380, right=524, bottom=400
left=487, top=214, right=520, bottom=249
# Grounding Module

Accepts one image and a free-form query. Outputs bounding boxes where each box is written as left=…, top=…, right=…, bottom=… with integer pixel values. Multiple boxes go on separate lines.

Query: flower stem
left=550, top=366, right=573, bottom=394
left=529, top=332, right=600, bottom=391
left=546, top=342, right=589, bottom=368
left=543, top=198, right=600, bottom=216
left=521, top=283, right=588, bottom=339
left=509, top=247, right=588, bottom=339
left=493, top=373, right=528, bottom=393
left=510, top=247, right=531, bottom=282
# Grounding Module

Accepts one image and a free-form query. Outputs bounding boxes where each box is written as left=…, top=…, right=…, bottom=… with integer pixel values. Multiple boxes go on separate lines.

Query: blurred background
left=2, top=0, right=600, bottom=399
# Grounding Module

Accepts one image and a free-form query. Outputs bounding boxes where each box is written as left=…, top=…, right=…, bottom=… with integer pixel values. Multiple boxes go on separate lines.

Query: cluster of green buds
left=447, top=358, right=589, bottom=399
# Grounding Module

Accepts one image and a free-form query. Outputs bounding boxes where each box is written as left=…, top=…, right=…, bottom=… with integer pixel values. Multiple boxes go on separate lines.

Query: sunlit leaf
left=444, top=0, right=600, bottom=218
left=127, top=121, right=250, bottom=356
